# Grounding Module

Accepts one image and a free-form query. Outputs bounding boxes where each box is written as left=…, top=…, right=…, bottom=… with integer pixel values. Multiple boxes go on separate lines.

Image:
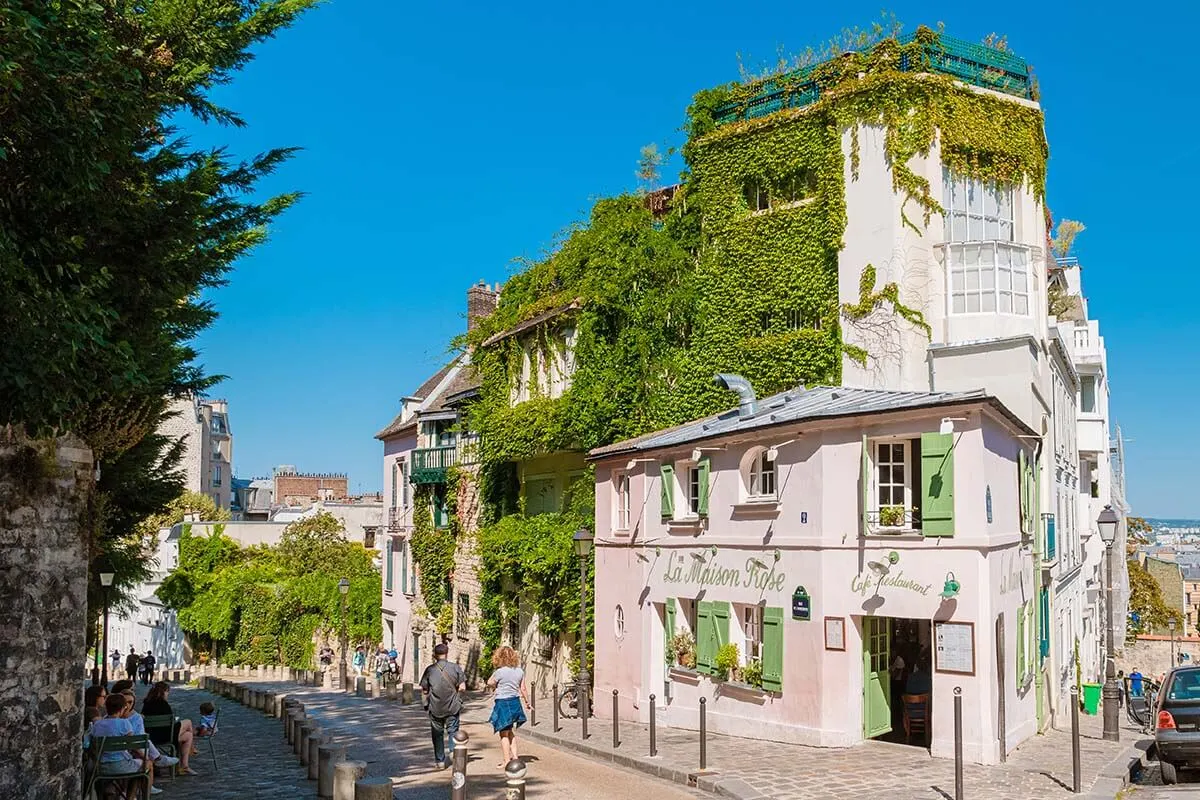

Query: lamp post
left=99, top=569, right=114, bottom=685
left=572, top=527, right=594, bottom=730
left=1097, top=504, right=1119, bottom=741
left=1169, top=617, right=1178, bottom=669
left=338, top=578, right=350, bottom=691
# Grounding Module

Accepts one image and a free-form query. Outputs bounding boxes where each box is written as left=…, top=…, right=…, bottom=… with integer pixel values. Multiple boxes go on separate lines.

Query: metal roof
left=590, top=384, right=1032, bottom=459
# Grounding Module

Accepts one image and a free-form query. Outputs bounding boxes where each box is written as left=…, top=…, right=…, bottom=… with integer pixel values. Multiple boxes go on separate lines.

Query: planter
left=669, top=666, right=701, bottom=683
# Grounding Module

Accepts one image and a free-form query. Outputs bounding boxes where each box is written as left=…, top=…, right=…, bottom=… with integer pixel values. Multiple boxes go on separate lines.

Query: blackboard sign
left=792, top=586, right=811, bottom=621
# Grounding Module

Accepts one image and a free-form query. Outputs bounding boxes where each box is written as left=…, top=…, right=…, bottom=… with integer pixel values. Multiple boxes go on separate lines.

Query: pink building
left=589, top=378, right=1041, bottom=765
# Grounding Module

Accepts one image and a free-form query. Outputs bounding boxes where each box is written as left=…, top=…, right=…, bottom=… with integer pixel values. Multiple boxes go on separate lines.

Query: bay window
left=947, top=241, right=1031, bottom=316
left=943, top=168, right=1013, bottom=242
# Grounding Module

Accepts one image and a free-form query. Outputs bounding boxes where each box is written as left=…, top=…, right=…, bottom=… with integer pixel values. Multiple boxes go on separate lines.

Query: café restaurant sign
left=850, top=568, right=934, bottom=598
left=662, top=551, right=786, bottom=593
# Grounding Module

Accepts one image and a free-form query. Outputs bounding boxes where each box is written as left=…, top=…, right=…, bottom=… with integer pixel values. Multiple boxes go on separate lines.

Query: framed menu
left=935, top=621, right=976, bottom=676
left=824, top=616, right=845, bottom=651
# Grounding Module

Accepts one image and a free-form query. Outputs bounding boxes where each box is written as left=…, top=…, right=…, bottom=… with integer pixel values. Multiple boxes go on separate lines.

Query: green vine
left=409, top=485, right=456, bottom=616
left=842, top=263, right=932, bottom=337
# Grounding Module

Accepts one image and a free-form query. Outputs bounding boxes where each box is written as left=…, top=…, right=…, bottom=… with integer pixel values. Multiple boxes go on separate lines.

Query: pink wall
left=381, top=429, right=417, bottom=675
left=591, top=402, right=1037, bottom=764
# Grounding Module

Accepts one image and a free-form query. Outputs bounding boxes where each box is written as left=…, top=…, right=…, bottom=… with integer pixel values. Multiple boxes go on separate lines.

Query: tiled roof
left=374, top=361, right=455, bottom=440
left=375, top=356, right=480, bottom=440
left=480, top=300, right=582, bottom=348
left=590, top=384, right=1033, bottom=458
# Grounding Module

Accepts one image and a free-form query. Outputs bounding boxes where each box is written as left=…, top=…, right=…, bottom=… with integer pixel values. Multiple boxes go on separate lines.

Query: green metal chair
left=84, top=735, right=153, bottom=800
left=141, top=714, right=177, bottom=781
left=197, top=706, right=220, bottom=772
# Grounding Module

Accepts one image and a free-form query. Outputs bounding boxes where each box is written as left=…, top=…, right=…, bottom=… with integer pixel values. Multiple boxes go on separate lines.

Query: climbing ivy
left=409, top=484, right=456, bottom=616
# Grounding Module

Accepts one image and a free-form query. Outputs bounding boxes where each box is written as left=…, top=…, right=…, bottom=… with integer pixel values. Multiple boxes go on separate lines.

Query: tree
left=1128, top=558, right=1174, bottom=636
left=276, top=511, right=351, bottom=576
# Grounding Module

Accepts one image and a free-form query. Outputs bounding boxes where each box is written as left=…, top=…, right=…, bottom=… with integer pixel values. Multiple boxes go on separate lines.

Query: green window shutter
left=861, top=435, right=870, bottom=535
left=762, top=606, right=784, bottom=692
left=385, top=539, right=394, bottom=592
left=1018, top=449, right=1029, bottom=535
left=665, top=599, right=677, bottom=664
left=1015, top=604, right=1026, bottom=680
left=660, top=464, right=675, bottom=518
left=712, top=600, right=730, bottom=648
left=920, top=432, right=955, bottom=537
left=401, top=541, right=409, bottom=594
left=696, top=601, right=713, bottom=674
left=697, top=458, right=711, bottom=517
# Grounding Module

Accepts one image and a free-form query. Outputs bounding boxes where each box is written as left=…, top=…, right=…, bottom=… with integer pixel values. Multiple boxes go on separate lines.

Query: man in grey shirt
left=420, top=643, right=466, bottom=769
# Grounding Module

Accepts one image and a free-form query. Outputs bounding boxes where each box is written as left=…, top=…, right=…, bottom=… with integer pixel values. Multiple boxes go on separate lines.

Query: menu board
left=935, top=621, right=976, bottom=675
left=824, top=616, right=845, bottom=651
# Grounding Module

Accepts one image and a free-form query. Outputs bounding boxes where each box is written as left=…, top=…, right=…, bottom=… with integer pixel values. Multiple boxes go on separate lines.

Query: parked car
left=1154, top=666, right=1200, bottom=784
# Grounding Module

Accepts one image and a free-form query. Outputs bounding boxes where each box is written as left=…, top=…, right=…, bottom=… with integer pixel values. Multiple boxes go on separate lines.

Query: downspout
left=1031, top=433, right=1047, bottom=731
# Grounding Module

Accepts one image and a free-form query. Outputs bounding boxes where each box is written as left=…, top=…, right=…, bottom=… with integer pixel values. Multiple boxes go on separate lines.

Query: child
left=196, top=702, right=218, bottom=737
left=90, top=692, right=160, bottom=795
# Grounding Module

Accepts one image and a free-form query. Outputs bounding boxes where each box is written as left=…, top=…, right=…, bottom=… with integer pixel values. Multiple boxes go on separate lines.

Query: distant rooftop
left=713, top=31, right=1033, bottom=127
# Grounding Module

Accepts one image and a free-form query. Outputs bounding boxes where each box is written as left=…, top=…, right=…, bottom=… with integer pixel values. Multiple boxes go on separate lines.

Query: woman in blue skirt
left=487, top=645, right=529, bottom=768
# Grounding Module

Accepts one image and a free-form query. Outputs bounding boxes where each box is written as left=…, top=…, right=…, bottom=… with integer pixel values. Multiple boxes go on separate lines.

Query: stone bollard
left=257, top=663, right=265, bottom=679
left=324, top=669, right=334, bottom=690
left=317, top=743, right=346, bottom=798
left=265, top=692, right=277, bottom=716
left=287, top=710, right=305, bottom=744
left=299, top=722, right=319, bottom=762
left=356, top=677, right=366, bottom=697
left=354, top=776, right=393, bottom=800
left=291, top=712, right=308, bottom=748
left=371, top=678, right=381, bottom=699
left=386, top=677, right=397, bottom=701
left=333, top=760, right=367, bottom=800
left=401, top=682, right=413, bottom=705
left=254, top=690, right=264, bottom=711
left=307, top=734, right=328, bottom=780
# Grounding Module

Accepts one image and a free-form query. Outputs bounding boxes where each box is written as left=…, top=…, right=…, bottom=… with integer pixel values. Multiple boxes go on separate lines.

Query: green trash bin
left=1082, top=682, right=1102, bottom=715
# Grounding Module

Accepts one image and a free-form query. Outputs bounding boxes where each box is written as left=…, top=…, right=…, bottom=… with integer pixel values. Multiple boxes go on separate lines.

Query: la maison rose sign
left=662, top=552, right=786, bottom=593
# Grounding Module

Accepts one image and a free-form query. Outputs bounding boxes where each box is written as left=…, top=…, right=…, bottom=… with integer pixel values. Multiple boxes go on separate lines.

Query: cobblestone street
left=149, top=680, right=707, bottom=800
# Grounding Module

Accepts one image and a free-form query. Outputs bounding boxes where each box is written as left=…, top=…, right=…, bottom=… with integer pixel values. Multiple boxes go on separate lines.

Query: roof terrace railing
left=713, top=33, right=1033, bottom=126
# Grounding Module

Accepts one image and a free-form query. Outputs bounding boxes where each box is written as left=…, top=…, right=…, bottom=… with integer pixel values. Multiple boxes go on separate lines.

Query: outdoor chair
left=197, top=706, right=220, bottom=772
left=141, top=714, right=177, bottom=781
left=901, top=693, right=929, bottom=744
left=84, top=735, right=152, bottom=800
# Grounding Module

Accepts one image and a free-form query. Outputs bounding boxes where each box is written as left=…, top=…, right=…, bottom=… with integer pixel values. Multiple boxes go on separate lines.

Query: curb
left=523, top=725, right=761, bottom=799
left=1085, top=737, right=1152, bottom=799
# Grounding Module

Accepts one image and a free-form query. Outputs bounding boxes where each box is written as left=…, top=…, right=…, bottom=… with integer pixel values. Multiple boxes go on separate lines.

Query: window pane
left=967, top=180, right=983, bottom=215
left=952, top=294, right=966, bottom=313
left=996, top=244, right=1010, bottom=267
left=891, top=464, right=905, bottom=484
left=999, top=219, right=1012, bottom=241
left=982, top=292, right=996, bottom=312
left=965, top=269, right=979, bottom=292
left=963, top=243, right=980, bottom=266
left=984, top=185, right=1000, bottom=218
left=952, top=212, right=967, bottom=241
left=878, top=464, right=890, bottom=484
left=878, top=486, right=889, bottom=505
left=998, top=188, right=1013, bottom=221
left=969, top=213, right=984, bottom=241
left=950, top=266, right=965, bottom=291
left=1013, top=270, right=1027, bottom=293
left=1014, top=294, right=1029, bottom=315
left=943, top=166, right=956, bottom=208
left=998, top=266, right=1012, bottom=291
left=985, top=217, right=999, bottom=240
left=999, top=292, right=1012, bottom=313
left=967, top=294, right=980, bottom=313
left=978, top=243, right=994, bottom=266
left=981, top=267, right=995, bottom=291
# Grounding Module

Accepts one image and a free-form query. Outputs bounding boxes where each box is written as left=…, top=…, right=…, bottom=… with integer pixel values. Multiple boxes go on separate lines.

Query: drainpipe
left=714, top=374, right=758, bottom=417
left=1030, top=433, right=1047, bottom=731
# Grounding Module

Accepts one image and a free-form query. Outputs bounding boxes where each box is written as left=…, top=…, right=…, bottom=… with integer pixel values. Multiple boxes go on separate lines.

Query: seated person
left=115, top=688, right=178, bottom=769
left=195, top=702, right=218, bottom=737
left=89, top=693, right=159, bottom=795
left=141, top=681, right=197, bottom=774
left=905, top=661, right=932, bottom=696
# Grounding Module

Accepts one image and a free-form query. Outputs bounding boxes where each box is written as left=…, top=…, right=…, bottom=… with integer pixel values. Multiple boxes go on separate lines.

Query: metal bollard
left=700, top=696, right=707, bottom=770
left=451, top=729, right=469, bottom=800
left=1071, top=685, right=1082, bottom=793
left=552, top=683, right=559, bottom=733
left=530, top=683, right=536, bottom=726
left=613, top=689, right=620, bottom=748
left=649, top=694, right=657, bottom=757
left=954, top=687, right=964, bottom=800
left=504, top=758, right=527, bottom=800
left=581, top=683, right=589, bottom=741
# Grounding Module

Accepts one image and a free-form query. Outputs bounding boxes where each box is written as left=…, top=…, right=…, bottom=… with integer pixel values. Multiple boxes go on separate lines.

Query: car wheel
left=1161, top=760, right=1179, bottom=785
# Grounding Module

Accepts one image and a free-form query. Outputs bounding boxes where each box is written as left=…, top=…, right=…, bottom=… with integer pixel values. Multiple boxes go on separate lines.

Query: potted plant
left=669, top=632, right=696, bottom=669
left=715, top=643, right=740, bottom=681
left=741, top=657, right=764, bottom=689
left=879, top=505, right=906, bottom=527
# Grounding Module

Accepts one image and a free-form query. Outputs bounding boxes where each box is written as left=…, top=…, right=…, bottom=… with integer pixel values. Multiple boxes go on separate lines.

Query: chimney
left=467, top=280, right=499, bottom=332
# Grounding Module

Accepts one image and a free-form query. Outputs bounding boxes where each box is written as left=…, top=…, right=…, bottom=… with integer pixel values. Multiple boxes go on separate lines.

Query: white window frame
left=945, top=241, right=1032, bottom=316
left=614, top=472, right=631, bottom=531
left=746, top=449, right=776, bottom=501
left=1080, top=375, right=1098, bottom=414
left=680, top=462, right=701, bottom=518
left=942, top=168, right=1015, bottom=243
left=741, top=604, right=762, bottom=661
left=212, top=463, right=222, bottom=487
left=871, top=438, right=914, bottom=530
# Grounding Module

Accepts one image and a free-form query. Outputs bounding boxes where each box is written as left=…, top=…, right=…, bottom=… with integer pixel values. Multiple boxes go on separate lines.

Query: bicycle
left=557, top=684, right=595, bottom=720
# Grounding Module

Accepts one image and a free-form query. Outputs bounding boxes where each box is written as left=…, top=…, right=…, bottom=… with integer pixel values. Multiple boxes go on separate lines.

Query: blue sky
left=190, top=0, right=1198, bottom=515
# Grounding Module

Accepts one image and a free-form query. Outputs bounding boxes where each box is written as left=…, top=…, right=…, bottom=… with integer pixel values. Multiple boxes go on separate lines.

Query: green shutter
left=665, top=598, right=677, bottom=664
left=401, top=541, right=409, bottom=593
left=920, top=432, right=955, bottom=537
left=1015, top=604, right=1026, bottom=680
left=861, top=435, right=870, bottom=535
left=660, top=464, right=675, bottom=518
left=696, top=601, right=713, bottom=674
left=697, top=458, right=711, bottom=517
left=762, top=606, right=784, bottom=692
left=385, top=539, right=393, bottom=592
left=712, top=600, right=730, bottom=649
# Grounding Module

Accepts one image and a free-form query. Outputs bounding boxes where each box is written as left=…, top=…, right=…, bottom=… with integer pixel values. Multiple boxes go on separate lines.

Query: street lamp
left=1170, top=617, right=1178, bottom=669
left=99, top=569, right=114, bottom=685
left=338, top=578, right=350, bottom=692
left=1097, top=503, right=1119, bottom=741
left=572, top=527, right=594, bottom=736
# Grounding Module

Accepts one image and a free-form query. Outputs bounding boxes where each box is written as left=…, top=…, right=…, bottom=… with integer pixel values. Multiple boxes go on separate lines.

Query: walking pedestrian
left=420, top=643, right=466, bottom=770
left=486, top=646, right=529, bottom=769
left=125, top=647, right=140, bottom=682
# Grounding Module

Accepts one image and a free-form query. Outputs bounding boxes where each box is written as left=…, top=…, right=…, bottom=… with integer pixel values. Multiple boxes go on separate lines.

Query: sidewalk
left=520, top=700, right=1149, bottom=800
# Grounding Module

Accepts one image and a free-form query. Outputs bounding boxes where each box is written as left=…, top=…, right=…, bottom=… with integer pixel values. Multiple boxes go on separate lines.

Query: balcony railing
left=411, top=446, right=458, bottom=485
left=866, top=507, right=920, bottom=533
left=714, top=32, right=1033, bottom=126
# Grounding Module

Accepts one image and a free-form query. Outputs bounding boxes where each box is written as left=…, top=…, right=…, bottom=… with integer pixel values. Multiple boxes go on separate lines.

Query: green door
left=863, top=616, right=892, bottom=738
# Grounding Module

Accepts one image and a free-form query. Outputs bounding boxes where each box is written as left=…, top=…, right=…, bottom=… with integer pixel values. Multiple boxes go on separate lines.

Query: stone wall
left=1115, top=634, right=1200, bottom=681
left=274, top=474, right=348, bottom=505
left=0, top=430, right=93, bottom=800
left=448, top=463, right=483, bottom=685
